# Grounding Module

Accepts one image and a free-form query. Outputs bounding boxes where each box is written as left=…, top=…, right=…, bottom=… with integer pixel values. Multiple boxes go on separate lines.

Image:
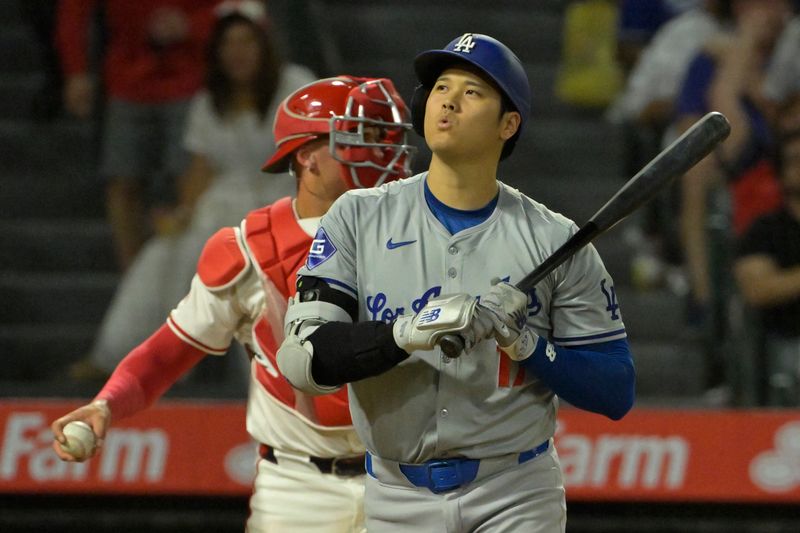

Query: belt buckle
left=426, top=460, right=461, bottom=493
left=331, top=456, right=365, bottom=477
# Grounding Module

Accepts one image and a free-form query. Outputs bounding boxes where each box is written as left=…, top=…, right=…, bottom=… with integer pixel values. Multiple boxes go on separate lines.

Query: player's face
left=423, top=67, right=518, bottom=161
left=307, top=139, right=352, bottom=201
left=219, top=22, right=262, bottom=85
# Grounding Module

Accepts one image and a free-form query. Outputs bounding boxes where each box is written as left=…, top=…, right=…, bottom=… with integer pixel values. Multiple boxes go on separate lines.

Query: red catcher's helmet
left=262, top=76, right=416, bottom=188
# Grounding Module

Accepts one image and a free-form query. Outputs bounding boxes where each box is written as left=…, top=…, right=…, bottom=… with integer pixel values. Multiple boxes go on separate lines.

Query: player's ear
left=295, top=144, right=317, bottom=173
left=499, top=111, right=521, bottom=141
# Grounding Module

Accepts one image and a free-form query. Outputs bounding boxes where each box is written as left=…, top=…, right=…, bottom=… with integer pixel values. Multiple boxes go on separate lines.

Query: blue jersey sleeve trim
left=552, top=328, right=627, bottom=344
left=319, top=277, right=358, bottom=299
left=521, top=337, right=635, bottom=420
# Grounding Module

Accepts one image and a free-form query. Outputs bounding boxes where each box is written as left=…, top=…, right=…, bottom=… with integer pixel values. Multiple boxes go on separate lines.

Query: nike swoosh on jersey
left=386, top=238, right=417, bottom=250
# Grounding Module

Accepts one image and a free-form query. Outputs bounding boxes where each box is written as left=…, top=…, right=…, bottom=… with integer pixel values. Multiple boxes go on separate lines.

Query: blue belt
left=366, top=440, right=550, bottom=494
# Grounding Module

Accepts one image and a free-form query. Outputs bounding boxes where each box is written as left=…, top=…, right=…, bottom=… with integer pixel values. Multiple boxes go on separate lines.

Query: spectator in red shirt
left=56, top=0, right=219, bottom=269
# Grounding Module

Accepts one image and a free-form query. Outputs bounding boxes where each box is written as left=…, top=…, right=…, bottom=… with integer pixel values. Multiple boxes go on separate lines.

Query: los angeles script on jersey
left=366, top=284, right=543, bottom=323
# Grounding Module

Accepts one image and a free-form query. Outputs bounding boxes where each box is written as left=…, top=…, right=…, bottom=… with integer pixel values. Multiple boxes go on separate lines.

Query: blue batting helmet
left=411, top=33, right=531, bottom=159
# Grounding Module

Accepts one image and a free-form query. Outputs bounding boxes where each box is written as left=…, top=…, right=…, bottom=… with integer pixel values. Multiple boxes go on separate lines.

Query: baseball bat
left=439, top=111, right=731, bottom=358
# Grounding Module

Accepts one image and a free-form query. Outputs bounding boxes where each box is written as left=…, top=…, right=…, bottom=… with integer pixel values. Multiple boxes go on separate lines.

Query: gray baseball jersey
left=298, top=173, right=625, bottom=463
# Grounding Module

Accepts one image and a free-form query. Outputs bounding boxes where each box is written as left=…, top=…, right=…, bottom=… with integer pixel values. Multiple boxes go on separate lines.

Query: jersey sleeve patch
left=197, top=227, right=250, bottom=290
left=306, top=227, right=337, bottom=270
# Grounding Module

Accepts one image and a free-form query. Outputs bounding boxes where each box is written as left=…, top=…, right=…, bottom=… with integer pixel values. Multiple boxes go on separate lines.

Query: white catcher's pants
left=246, top=456, right=365, bottom=533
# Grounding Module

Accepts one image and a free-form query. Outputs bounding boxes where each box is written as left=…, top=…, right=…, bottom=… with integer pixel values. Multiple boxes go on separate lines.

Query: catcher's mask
left=262, top=76, right=416, bottom=188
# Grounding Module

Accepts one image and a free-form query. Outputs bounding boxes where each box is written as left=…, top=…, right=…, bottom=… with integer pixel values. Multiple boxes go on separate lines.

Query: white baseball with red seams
left=60, top=421, right=96, bottom=459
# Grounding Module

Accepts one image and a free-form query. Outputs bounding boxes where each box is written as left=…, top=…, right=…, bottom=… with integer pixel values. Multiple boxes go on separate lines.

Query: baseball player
left=51, top=76, right=416, bottom=533
left=276, top=34, right=636, bottom=532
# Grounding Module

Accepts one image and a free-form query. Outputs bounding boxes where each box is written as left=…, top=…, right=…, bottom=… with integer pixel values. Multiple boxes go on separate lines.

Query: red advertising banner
left=1, top=399, right=799, bottom=502
left=556, top=409, right=800, bottom=503
left=0, top=399, right=251, bottom=495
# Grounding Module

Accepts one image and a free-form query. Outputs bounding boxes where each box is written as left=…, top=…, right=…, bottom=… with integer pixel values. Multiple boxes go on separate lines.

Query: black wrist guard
left=308, top=321, right=409, bottom=386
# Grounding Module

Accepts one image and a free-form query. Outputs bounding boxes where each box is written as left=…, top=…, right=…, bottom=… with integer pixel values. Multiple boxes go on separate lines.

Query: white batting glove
left=479, top=279, right=540, bottom=361
left=499, top=328, right=540, bottom=361
left=480, top=279, right=527, bottom=344
left=393, top=293, right=484, bottom=353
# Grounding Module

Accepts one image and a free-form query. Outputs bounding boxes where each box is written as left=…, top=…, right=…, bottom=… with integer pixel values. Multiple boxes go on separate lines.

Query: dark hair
left=498, top=94, right=514, bottom=118
left=205, top=13, right=283, bottom=120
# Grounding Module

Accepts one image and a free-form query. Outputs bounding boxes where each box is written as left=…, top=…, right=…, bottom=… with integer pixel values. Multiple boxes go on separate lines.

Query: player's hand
left=393, top=293, right=483, bottom=353
left=479, top=279, right=528, bottom=345
left=51, top=399, right=111, bottom=462
left=479, top=279, right=539, bottom=361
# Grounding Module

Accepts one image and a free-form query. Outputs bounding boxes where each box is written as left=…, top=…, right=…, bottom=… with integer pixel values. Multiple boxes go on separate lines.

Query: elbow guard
left=278, top=276, right=407, bottom=387
left=284, top=276, right=358, bottom=338
left=276, top=334, right=342, bottom=395
left=278, top=276, right=362, bottom=393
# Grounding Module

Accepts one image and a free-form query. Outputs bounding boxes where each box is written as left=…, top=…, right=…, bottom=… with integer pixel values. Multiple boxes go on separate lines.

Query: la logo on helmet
left=453, top=33, right=476, bottom=53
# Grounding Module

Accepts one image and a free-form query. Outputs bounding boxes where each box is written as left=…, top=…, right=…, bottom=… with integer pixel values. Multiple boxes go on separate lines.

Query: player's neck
left=295, top=176, right=335, bottom=219
left=427, top=155, right=498, bottom=210
left=295, top=192, right=331, bottom=219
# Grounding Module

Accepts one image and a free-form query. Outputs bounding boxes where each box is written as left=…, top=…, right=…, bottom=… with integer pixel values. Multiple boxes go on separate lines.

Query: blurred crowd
left=596, top=0, right=800, bottom=406
left=21, top=0, right=316, bottom=387
left=13, top=0, right=800, bottom=409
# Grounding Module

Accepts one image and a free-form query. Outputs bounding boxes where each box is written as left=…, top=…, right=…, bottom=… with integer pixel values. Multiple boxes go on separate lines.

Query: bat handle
left=439, top=334, right=465, bottom=358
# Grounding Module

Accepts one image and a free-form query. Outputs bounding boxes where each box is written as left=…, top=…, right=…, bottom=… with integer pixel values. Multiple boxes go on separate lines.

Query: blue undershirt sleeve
left=520, top=337, right=636, bottom=420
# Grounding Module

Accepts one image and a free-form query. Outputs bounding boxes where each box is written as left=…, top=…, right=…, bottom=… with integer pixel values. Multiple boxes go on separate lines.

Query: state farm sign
left=749, top=421, right=800, bottom=493
left=2, top=399, right=799, bottom=502
left=557, top=422, right=689, bottom=490
left=555, top=409, right=800, bottom=502
left=0, top=400, right=251, bottom=495
left=2, top=411, right=168, bottom=483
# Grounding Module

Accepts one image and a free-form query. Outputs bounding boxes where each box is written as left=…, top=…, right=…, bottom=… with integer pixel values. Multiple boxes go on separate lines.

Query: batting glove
left=394, top=293, right=491, bottom=354
left=479, top=279, right=539, bottom=361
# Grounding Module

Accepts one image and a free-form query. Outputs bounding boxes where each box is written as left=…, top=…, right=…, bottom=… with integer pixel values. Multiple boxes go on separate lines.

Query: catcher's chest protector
left=247, top=198, right=351, bottom=427
left=245, top=197, right=313, bottom=298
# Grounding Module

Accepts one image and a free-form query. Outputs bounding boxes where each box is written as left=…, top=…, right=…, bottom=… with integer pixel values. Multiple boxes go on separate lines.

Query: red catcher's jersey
left=170, top=197, right=359, bottom=456
left=243, top=198, right=351, bottom=427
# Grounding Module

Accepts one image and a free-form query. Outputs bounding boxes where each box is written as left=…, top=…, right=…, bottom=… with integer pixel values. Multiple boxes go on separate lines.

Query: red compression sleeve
left=95, top=324, right=207, bottom=420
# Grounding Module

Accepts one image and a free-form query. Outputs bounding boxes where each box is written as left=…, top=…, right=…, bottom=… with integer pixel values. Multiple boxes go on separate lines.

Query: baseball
left=60, top=421, right=97, bottom=460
